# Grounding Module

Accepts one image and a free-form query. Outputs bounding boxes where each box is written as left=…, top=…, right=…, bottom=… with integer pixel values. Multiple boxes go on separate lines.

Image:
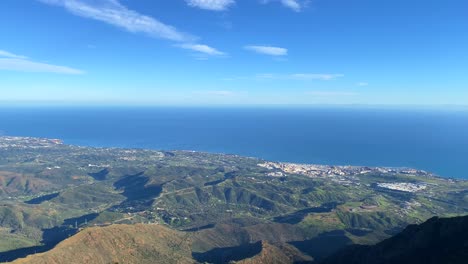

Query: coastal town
left=0, top=136, right=443, bottom=195
left=258, top=161, right=431, bottom=178
left=0, top=136, right=63, bottom=149
left=258, top=161, right=432, bottom=192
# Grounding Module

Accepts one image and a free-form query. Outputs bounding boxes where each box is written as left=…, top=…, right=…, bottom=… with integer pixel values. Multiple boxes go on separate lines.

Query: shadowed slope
left=321, top=215, right=468, bottom=264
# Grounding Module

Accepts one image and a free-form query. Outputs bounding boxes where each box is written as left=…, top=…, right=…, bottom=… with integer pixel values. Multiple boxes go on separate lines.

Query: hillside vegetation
left=321, top=215, right=468, bottom=264
left=1, top=136, right=467, bottom=263
left=11, top=224, right=194, bottom=264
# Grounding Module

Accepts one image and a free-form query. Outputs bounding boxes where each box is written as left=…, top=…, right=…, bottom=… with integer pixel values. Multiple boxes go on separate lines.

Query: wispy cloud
left=194, top=90, right=236, bottom=96
left=255, top=73, right=275, bottom=79
left=221, top=73, right=344, bottom=81
left=39, top=0, right=224, bottom=56
left=0, top=50, right=84, bottom=74
left=39, top=0, right=191, bottom=42
left=244, top=45, right=288, bottom=56
left=289, top=73, right=344, bottom=80
left=257, top=73, right=344, bottom=81
left=357, top=82, right=369, bottom=86
left=176, top=44, right=225, bottom=56
left=261, top=0, right=305, bottom=12
left=280, top=0, right=301, bottom=12
left=306, top=91, right=358, bottom=97
left=186, top=0, right=235, bottom=11
left=0, top=50, right=28, bottom=59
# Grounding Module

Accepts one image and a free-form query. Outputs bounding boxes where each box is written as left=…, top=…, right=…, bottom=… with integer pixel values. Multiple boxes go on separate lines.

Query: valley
left=0, top=136, right=467, bottom=263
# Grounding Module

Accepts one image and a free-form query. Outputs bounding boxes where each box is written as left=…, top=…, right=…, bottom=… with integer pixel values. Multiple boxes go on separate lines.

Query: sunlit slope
left=11, top=224, right=194, bottom=264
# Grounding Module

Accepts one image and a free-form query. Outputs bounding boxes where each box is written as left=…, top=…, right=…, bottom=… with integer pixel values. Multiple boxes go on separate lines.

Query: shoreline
left=0, top=135, right=465, bottom=181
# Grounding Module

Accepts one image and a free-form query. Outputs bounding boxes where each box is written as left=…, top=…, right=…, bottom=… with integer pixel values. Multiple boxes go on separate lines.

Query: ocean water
left=0, top=107, right=467, bottom=179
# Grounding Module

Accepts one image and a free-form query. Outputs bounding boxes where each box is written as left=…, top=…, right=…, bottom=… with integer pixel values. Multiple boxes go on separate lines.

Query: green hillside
left=1, top=136, right=467, bottom=263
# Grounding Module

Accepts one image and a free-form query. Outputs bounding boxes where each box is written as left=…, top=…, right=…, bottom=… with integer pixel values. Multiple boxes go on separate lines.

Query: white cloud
left=186, top=0, right=235, bottom=11
left=39, top=0, right=192, bottom=42
left=176, top=44, right=225, bottom=56
left=306, top=91, right=357, bottom=97
left=0, top=50, right=28, bottom=59
left=39, top=0, right=225, bottom=56
left=223, top=73, right=344, bottom=81
left=261, top=0, right=304, bottom=12
left=357, top=82, right=369, bottom=86
left=0, top=50, right=84, bottom=74
left=194, top=90, right=235, bottom=96
left=256, top=73, right=275, bottom=79
left=289, top=73, right=344, bottom=80
left=256, top=73, right=344, bottom=81
left=280, top=0, right=301, bottom=12
left=244, top=45, right=288, bottom=56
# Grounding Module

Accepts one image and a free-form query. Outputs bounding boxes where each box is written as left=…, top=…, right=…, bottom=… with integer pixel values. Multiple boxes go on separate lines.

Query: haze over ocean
left=1, top=107, right=467, bottom=179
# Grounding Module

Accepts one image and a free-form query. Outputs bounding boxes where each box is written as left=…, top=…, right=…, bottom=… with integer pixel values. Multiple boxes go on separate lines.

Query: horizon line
left=1, top=102, right=468, bottom=111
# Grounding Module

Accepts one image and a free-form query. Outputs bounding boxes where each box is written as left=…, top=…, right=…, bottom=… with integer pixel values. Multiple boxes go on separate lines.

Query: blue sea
left=0, top=106, right=467, bottom=179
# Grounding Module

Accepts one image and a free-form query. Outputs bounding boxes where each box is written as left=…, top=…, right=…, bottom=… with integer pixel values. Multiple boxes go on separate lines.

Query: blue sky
left=0, top=0, right=467, bottom=106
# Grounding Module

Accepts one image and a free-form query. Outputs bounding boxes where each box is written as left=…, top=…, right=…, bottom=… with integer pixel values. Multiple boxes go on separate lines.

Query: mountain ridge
left=321, top=215, right=468, bottom=264
left=10, top=224, right=194, bottom=264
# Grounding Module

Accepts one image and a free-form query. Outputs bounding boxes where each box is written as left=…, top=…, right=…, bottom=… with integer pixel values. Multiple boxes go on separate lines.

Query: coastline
left=1, top=135, right=465, bottom=182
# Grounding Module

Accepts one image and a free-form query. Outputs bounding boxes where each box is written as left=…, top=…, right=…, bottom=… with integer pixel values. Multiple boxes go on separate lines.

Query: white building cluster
left=376, top=182, right=427, bottom=192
